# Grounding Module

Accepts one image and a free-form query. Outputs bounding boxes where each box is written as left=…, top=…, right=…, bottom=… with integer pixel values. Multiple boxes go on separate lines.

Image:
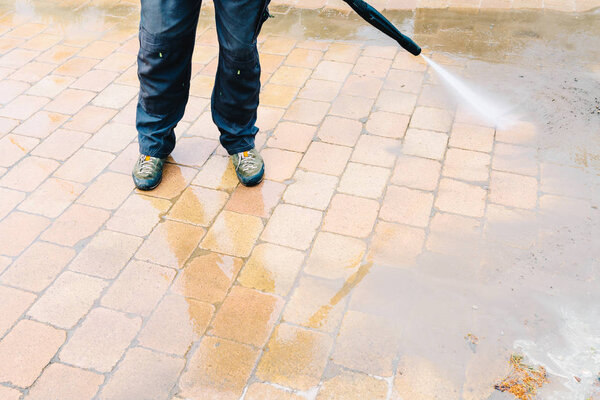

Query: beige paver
left=0, top=211, right=50, bottom=256
left=261, top=203, right=323, bottom=250
left=59, top=307, right=142, bottom=372
left=489, top=170, right=538, bottom=209
left=443, top=147, right=491, bottom=182
left=201, top=210, right=264, bottom=257
left=41, top=204, right=110, bottom=246
left=27, top=271, right=108, bottom=329
left=0, top=319, right=66, bottom=387
left=351, top=134, right=399, bottom=167
left=323, top=194, right=379, bottom=238
left=245, top=382, right=305, bottom=400
left=1, top=241, right=75, bottom=292
left=0, top=386, right=22, bottom=400
left=283, top=170, right=338, bottom=210
left=105, top=193, right=171, bottom=237
left=101, top=260, right=175, bottom=316
left=98, top=347, right=184, bottom=400
left=0, top=155, right=59, bottom=191
left=26, top=363, right=104, bottom=400
left=448, top=122, right=495, bottom=153
left=339, top=162, right=391, bottom=199
left=435, top=178, right=487, bottom=217
left=368, top=221, right=425, bottom=266
left=0, top=285, right=36, bottom=337
left=380, top=185, right=433, bottom=227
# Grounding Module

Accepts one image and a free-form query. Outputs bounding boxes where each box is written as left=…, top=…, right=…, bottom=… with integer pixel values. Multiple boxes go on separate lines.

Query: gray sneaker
left=132, top=154, right=165, bottom=191
left=231, top=148, right=265, bottom=187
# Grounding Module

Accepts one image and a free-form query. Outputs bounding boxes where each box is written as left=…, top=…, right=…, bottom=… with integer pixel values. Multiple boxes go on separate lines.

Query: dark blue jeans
left=136, top=0, right=270, bottom=157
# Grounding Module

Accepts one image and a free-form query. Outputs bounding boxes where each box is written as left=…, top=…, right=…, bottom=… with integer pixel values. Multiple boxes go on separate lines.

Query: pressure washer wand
left=342, top=0, right=421, bottom=56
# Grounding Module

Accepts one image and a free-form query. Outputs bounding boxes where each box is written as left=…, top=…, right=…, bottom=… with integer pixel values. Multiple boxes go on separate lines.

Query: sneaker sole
left=132, top=173, right=163, bottom=191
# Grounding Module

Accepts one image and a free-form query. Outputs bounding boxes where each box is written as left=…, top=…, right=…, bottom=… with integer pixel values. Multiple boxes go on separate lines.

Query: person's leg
left=211, top=0, right=270, bottom=155
left=136, top=0, right=202, bottom=159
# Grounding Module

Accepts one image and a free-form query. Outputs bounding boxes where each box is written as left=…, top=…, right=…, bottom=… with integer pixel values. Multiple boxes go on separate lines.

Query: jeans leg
left=212, top=0, right=270, bottom=155
left=136, top=0, right=202, bottom=158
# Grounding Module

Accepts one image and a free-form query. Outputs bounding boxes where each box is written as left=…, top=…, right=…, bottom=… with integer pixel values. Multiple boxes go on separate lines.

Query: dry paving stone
left=0, top=187, right=25, bottom=219
left=31, top=129, right=91, bottom=161
left=402, top=128, right=448, bottom=160
left=0, top=212, right=50, bottom=257
left=59, top=307, right=142, bottom=373
left=85, top=122, right=137, bottom=153
left=200, top=210, right=264, bottom=257
left=54, top=148, right=115, bottom=183
left=169, top=136, right=218, bottom=167
left=284, top=99, right=330, bottom=125
left=237, top=242, right=305, bottom=296
left=41, top=204, right=110, bottom=247
left=137, top=294, right=214, bottom=355
left=171, top=252, right=243, bottom=304
left=69, top=230, right=142, bottom=279
left=0, top=319, right=66, bottom=388
left=25, top=363, right=104, bottom=400
left=366, top=111, right=410, bottom=138
left=317, top=115, right=362, bottom=146
left=312, top=60, right=353, bottom=82
left=298, top=79, right=342, bottom=102
left=342, top=74, right=384, bottom=99
left=0, top=386, right=21, bottom=400
left=380, top=186, right=434, bottom=228
left=300, top=141, right=352, bottom=175
left=392, top=155, right=441, bottom=191
left=210, top=285, right=284, bottom=347
left=0, top=134, right=39, bottom=167
left=329, top=94, right=374, bottom=120
left=0, top=95, right=50, bottom=120
left=283, top=170, right=338, bottom=210
left=323, top=194, right=379, bottom=238
left=101, top=260, right=175, bottom=316
left=178, top=336, right=260, bottom=400
left=261, top=203, right=323, bottom=250
left=375, top=89, right=417, bottom=115
left=268, top=121, right=316, bottom=152
left=338, top=162, right=390, bottom=199
left=12, top=110, right=68, bottom=138
left=260, top=148, right=303, bottom=182
left=256, top=323, right=333, bottom=391
left=0, top=285, right=36, bottom=337
left=385, top=69, right=424, bottom=94
left=351, top=134, right=399, bottom=167
left=283, top=275, right=348, bottom=332
left=27, top=271, right=107, bottom=329
left=106, top=193, right=171, bottom=237
left=443, top=147, right=491, bottom=182
left=98, top=347, right=184, bottom=400
left=0, top=155, right=59, bottom=192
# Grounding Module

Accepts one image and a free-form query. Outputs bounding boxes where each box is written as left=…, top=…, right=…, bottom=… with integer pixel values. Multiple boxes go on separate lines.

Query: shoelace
left=237, top=151, right=258, bottom=173
left=138, top=155, right=157, bottom=176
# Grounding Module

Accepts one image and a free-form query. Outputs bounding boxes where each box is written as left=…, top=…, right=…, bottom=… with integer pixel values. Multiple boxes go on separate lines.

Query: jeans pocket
left=137, top=28, right=194, bottom=116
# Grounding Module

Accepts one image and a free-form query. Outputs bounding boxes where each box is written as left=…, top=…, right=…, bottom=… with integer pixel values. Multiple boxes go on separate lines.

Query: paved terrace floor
left=0, top=1, right=599, bottom=400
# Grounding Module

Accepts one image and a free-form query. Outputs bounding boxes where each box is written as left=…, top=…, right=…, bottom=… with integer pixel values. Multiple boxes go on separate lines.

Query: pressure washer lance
left=342, top=0, right=421, bottom=56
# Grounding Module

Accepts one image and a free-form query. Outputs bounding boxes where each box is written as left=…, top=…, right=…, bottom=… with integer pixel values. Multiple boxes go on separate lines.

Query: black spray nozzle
left=342, top=0, right=421, bottom=56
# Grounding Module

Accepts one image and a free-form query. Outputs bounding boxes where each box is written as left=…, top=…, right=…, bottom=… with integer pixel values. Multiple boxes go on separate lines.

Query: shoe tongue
left=145, top=155, right=151, bottom=161
left=243, top=151, right=249, bottom=157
